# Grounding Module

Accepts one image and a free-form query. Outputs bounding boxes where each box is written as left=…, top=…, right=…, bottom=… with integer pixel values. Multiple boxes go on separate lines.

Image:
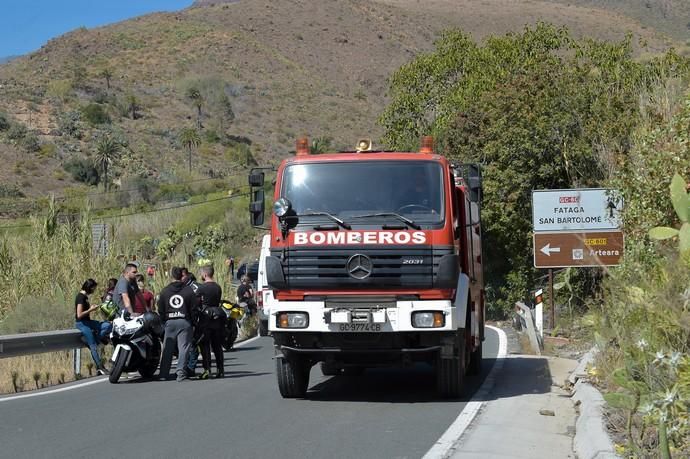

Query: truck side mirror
left=249, top=171, right=265, bottom=187
left=466, top=165, right=482, bottom=203
left=250, top=189, right=265, bottom=227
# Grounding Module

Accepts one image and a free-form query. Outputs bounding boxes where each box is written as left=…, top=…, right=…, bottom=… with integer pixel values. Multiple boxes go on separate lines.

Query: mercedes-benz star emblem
left=346, top=254, right=373, bottom=280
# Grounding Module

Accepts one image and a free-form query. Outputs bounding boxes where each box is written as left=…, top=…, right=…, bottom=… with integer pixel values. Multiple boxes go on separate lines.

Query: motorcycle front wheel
left=109, top=348, right=129, bottom=383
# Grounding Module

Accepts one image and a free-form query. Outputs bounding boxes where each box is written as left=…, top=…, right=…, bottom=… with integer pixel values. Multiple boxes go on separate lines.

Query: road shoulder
left=449, top=326, right=577, bottom=459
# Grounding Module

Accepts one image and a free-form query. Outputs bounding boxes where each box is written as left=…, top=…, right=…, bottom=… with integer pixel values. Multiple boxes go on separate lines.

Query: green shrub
left=379, top=23, right=690, bottom=317
left=22, top=132, right=41, bottom=152
left=7, top=123, right=27, bottom=140
left=40, top=143, right=57, bottom=158
left=63, top=158, right=100, bottom=185
left=46, top=79, right=74, bottom=102
left=0, top=112, right=9, bottom=131
left=57, top=110, right=83, bottom=139
left=81, top=103, right=110, bottom=125
left=0, top=184, right=25, bottom=198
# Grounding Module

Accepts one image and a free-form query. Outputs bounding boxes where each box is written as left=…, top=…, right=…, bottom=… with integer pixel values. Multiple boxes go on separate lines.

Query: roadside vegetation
left=380, top=23, right=690, bottom=455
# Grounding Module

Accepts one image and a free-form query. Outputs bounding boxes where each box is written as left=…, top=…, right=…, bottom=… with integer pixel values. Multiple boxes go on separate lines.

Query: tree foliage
left=94, top=135, right=120, bottom=191
left=63, top=158, right=100, bottom=186
left=179, top=127, right=201, bottom=173
left=379, top=23, right=689, bottom=316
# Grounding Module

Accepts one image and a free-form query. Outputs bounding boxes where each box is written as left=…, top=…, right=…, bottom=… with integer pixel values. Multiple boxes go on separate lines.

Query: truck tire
left=109, top=349, right=128, bottom=384
left=468, top=341, right=482, bottom=375
left=320, top=362, right=340, bottom=376
left=276, top=357, right=310, bottom=398
left=436, top=338, right=465, bottom=398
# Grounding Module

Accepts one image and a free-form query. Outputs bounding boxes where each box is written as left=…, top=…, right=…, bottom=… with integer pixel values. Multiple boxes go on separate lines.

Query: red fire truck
left=248, top=137, right=484, bottom=398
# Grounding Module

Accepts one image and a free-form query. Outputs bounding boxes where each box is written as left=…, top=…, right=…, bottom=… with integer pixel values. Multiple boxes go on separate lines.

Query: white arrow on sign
left=540, top=243, right=561, bottom=256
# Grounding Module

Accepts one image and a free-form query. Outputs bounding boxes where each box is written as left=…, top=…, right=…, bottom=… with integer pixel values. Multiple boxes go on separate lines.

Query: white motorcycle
left=109, top=311, right=163, bottom=383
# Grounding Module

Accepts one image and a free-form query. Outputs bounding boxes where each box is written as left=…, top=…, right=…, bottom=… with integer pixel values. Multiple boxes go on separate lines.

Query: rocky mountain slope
left=0, top=0, right=684, bottom=197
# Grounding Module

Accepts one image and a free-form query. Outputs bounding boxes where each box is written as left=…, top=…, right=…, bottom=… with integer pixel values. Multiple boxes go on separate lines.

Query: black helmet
left=142, top=311, right=163, bottom=336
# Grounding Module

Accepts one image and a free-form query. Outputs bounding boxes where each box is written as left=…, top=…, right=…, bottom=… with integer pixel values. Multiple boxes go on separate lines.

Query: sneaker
left=97, top=367, right=110, bottom=376
left=185, top=368, right=197, bottom=378
left=214, top=371, right=224, bottom=379
left=198, top=370, right=210, bottom=380
left=176, top=374, right=188, bottom=382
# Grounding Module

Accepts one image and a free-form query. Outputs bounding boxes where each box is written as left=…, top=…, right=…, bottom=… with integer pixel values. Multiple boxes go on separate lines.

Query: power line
left=0, top=190, right=253, bottom=231
left=92, top=191, right=251, bottom=221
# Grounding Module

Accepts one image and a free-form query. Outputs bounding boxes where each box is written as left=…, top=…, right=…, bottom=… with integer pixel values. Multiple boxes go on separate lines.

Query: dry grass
left=0, top=347, right=113, bottom=395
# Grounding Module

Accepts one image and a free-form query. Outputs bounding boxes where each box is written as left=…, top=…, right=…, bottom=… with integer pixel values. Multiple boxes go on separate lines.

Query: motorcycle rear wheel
left=223, top=319, right=239, bottom=351
left=139, top=362, right=157, bottom=379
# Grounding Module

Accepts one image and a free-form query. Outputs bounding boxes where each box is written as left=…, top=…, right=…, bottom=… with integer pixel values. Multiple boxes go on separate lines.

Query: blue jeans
left=76, top=320, right=112, bottom=368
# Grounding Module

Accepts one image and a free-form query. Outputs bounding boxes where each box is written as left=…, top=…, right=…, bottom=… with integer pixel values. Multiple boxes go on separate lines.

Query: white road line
left=0, top=377, right=108, bottom=403
left=422, top=325, right=508, bottom=459
left=0, top=334, right=266, bottom=403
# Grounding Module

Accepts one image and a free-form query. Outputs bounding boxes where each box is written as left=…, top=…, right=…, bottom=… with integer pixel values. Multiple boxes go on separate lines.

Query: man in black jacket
left=196, top=265, right=225, bottom=379
left=158, top=266, right=198, bottom=382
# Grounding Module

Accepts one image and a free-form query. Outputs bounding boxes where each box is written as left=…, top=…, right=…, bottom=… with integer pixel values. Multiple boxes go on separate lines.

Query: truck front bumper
left=268, top=299, right=457, bottom=333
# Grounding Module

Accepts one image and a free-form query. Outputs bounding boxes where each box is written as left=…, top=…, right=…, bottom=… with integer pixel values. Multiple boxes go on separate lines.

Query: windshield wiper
left=297, top=211, right=352, bottom=230
left=350, top=212, right=421, bottom=230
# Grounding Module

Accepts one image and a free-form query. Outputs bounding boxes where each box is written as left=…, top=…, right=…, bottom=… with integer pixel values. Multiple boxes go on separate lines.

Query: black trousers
left=200, top=320, right=225, bottom=373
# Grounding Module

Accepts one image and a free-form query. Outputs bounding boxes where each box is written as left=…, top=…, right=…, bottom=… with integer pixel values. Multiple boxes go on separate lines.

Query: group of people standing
left=75, top=262, right=229, bottom=381
left=158, top=264, right=226, bottom=382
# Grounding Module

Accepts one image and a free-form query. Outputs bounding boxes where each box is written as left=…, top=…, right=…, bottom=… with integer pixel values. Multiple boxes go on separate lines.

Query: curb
left=569, top=347, right=620, bottom=459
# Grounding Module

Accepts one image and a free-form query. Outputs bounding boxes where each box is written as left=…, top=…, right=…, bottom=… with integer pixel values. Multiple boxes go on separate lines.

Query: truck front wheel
left=276, top=357, right=310, bottom=398
left=436, top=339, right=466, bottom=398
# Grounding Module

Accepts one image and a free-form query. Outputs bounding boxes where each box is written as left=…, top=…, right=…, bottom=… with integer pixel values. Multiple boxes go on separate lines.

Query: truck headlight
left=277, top=312, right=309, bottom=329
left=273, top=198, right=292, bottom=218
left=412, top=311, right=445, bottom=328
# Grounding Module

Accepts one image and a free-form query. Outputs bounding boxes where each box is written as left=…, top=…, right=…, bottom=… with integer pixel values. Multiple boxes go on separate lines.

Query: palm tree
left=99, top=68, right=113, bottom=90
left=94, top=136, right=120, bottom=191
left=179, top=127, right=201, bottom=173
left=310, top=136, right=333, bottom=155
left=186, top=86, right=204, bottom=129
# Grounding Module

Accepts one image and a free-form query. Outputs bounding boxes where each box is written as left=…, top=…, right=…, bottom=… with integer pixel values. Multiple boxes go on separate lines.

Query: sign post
left=532, top=188, right=623, bottom=331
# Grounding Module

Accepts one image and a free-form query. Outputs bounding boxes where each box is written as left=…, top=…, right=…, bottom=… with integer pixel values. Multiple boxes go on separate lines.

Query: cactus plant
left=649, top=173, right=690, bottom=252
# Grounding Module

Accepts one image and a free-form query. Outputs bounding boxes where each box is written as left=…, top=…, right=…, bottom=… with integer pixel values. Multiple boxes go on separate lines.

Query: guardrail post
left=515, top=301, right=543, bottom=355
left=73, top=348, right=81, bottom=377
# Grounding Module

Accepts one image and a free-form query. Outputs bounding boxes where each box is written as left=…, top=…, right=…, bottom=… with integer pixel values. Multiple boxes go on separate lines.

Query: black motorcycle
left=109, top=311, right=163, bottom=383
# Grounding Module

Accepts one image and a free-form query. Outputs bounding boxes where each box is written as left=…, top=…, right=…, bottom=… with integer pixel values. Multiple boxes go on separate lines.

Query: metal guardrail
left=0, top=329, right=85, bottom=359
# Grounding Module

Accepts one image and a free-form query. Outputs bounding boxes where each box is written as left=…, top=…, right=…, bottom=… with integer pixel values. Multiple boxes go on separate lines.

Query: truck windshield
left=281, top=161, right=444, bottom=226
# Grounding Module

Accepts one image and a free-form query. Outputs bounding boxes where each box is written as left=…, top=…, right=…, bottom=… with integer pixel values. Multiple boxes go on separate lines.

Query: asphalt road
left=0, top=328, right=499, bottom=459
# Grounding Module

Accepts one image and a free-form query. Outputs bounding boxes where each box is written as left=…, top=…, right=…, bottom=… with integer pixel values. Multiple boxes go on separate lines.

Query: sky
left=0, top=0, right=193, bottom=58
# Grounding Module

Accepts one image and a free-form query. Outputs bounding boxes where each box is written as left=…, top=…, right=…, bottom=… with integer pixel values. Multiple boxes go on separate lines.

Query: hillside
left=0, top=0, right=684, bottom=197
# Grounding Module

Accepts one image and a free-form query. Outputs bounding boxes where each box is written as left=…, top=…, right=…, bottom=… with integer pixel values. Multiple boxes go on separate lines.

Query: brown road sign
left=533, top=231, right=624, bottom=268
